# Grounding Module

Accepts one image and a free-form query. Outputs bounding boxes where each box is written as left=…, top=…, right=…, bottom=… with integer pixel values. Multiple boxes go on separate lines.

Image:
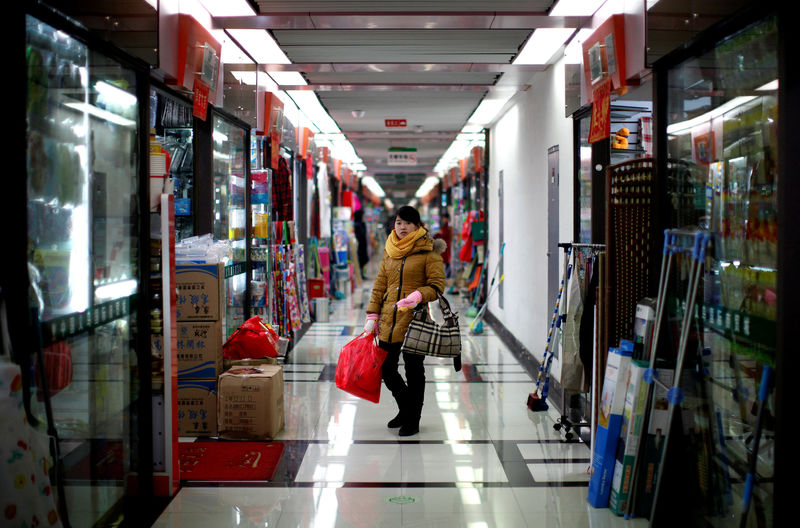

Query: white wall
left=487, top=58, right=575, bottom=381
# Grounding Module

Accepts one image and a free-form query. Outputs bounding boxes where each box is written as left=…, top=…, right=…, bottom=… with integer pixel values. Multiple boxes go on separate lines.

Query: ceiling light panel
left=513, top=28, right=576, bottom=65
left=228, top=29, right=291, bottom=64
left=549, top=0, right=605, bottom=17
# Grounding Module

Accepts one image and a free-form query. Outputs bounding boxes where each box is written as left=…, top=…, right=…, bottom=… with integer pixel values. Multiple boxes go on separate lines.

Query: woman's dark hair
left=396, top=205, right=422, bottom=226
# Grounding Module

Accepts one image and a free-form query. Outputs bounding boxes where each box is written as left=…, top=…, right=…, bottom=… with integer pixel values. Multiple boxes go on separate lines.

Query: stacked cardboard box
left=176, top=263, right=224, bottom=436
left=218, top=364, right=285, bottom=440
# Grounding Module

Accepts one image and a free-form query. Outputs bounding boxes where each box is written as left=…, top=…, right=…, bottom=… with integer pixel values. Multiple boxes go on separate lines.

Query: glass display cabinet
left=653, top=13, right=777, bottom=526
left=211, top=112, right=249, bottom=339
left=25, top=13, right=146, bottom=526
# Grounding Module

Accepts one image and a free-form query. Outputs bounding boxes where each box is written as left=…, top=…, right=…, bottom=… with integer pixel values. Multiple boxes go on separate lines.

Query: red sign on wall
left=385, top=119, right=407, bottom=128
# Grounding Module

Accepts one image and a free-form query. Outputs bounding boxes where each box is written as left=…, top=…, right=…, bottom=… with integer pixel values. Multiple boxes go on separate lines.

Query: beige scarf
left=385, top=227, right=427, bottom=259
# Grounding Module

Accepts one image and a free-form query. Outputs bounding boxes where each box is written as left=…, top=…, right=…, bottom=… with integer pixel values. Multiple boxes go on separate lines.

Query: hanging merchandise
left=294, top=245, right=312, bottom=323
left=317, top=162, right=332, bottom=239
left=272, top=156, right=293, bottom=222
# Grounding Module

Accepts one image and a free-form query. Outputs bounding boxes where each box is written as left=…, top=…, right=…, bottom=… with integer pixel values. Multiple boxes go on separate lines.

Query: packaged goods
left=609, top=360, right=648, bottom=515
left=588, top=341, right=633, bottom=508
left=178, top=378, right=217, bottom=436
left=218, top=365, right=284, bottom=440
left=175, top=262, right=224, bottom=321
left=177, top=320, right=222, bottom=379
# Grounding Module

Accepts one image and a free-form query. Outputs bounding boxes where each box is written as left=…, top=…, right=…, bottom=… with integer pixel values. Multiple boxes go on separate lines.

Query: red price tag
left=193, top=79, right=209, bottom=121
left=385, top=119, right=407, bottom=128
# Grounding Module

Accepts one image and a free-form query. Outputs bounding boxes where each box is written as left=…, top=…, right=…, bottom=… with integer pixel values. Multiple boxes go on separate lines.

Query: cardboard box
left=609, top=359, right=648, bottom=515
left=587, top=342, right=633, bottom=508
left=177, top=320, right=223, bottom=379
left=223, top=357, right=277, bottom=372
left=178, top=378, right=217, bottom=436
left=176, top=263, right=224, bottom=321
left=218, top=365, right=284, bottom=440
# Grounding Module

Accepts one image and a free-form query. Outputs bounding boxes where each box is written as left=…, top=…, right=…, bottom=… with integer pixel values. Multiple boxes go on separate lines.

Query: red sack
left=335, top=333, right=388, bottom=404
left=36, top=340, right=73, bottom=397
left=223, top=316, right=279, bottom=360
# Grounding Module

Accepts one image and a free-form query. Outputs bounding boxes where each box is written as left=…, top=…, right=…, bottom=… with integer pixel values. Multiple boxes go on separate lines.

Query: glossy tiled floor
left=155, top=273, right=648, bottom=528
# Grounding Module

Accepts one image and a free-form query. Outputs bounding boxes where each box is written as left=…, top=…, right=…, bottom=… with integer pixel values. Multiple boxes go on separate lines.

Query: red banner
left=588, top=79, right=612, bottom=143
left=192, top=79, right=209, bottom=121
left=385, top=119, right=407, bottom=128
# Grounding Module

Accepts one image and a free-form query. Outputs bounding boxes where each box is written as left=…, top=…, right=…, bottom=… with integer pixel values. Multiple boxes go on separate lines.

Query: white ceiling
left=223, top=0, right=566, bottom=200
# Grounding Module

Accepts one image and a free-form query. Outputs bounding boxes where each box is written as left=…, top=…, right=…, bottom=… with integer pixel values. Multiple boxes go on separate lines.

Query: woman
left=364, top=205, right=446, bottom=436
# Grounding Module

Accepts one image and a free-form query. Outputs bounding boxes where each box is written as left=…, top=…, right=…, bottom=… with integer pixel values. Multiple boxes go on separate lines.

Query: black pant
left=379, top=341, right=425, bottom=417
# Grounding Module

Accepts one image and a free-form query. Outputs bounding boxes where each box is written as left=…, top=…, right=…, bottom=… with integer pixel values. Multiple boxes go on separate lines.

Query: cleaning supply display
left=587, top=340, right=633, bottom=508
left=609, top=359, right=648, bottom=515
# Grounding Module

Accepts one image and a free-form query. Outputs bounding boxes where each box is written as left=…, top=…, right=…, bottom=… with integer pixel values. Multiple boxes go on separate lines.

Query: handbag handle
left=415, top=285, right=458, bottom=321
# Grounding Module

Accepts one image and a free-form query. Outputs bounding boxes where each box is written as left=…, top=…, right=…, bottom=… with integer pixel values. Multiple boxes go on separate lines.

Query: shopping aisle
left=154, top=275, right=647, bottom=527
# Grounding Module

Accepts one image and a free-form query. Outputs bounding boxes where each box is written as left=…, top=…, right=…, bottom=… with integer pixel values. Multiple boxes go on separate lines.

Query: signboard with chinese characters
left=388, top=148, right=417, bottom=166
left=385, top=119, right=407, bottom=128
left=588, top=79, right=611, bottom=143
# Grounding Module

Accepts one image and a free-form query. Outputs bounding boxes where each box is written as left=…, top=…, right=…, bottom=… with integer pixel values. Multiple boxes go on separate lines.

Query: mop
left=468, top=273, right=505, bottom=334
left=467, top=243, right=505, bottom=319
left=528, top=247, right=573, bottom=411
left=465, top=258, right=487, bottom=318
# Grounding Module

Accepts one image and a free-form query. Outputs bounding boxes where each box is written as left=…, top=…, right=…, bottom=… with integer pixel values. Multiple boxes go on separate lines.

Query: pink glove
left=396, top=291, right=423, bottom=312
left=364, top=313, right=379, bottom=334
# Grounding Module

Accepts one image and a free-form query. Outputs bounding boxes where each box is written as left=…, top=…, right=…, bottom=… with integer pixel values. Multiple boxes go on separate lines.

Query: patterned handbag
left=401, top=289, right=462, bottom=370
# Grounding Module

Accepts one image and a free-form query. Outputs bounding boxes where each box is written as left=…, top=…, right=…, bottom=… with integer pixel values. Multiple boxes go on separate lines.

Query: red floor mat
left=178, top=441, right=284, bottom=481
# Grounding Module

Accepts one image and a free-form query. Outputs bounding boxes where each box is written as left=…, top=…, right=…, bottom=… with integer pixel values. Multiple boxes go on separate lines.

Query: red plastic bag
left=223, top=316, right=279, bottom=360
left=335, top=333, right=388, bottom=403
left=35, top=340, right=72, bottom=397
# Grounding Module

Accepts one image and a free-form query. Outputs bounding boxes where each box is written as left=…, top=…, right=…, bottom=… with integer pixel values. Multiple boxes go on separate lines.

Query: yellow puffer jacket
left=367, top=230, right=446, bottom=344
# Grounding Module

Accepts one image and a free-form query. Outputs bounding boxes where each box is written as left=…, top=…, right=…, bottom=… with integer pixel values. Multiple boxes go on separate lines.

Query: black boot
left=387, top=392, right=406, bottom=428
left=399, top=397, right=421, bottom=436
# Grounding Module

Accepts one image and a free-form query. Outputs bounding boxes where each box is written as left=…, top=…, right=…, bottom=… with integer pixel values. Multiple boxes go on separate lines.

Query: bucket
left=314, top=297, right=329, bottom=322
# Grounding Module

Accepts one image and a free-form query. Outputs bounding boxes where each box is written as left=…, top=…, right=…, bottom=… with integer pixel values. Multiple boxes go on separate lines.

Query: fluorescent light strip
left=667, top=96, right=758, bottom=135
left=549, top=0, right=605, bottom=16
left=64, top=102, right=136, bottom=127
left=360, top=176, right=385, bottom=197
left=756, top=79, right=778, bottom=91
left=287, top=91, right=341, bottom=134
left=514, top=28, right=576, bottom=65
left=95, top=81, right=136, bottom=107
left=415, top=176, right=441, bottom=198
left=228, top=29, right=290, bottom=65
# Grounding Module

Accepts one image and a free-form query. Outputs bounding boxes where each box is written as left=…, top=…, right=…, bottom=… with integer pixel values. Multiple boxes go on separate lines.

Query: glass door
left=26, top=14, right=143, bottom=526
left=212, top=113, right=248, bottom=338
left=657, top=14, right=777, bottom=526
